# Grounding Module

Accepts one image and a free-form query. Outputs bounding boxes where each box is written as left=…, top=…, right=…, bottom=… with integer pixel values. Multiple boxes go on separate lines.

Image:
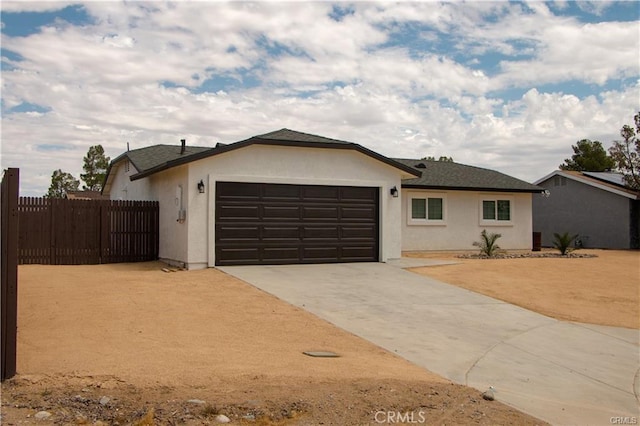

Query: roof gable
left=535, top=170, right=639, bottom=200
left=396, top=159, right=543, bottom=193
left=113, top=129, right=420, bottom=181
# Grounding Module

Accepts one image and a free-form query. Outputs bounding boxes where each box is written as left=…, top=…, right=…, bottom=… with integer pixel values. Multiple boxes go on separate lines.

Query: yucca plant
left=553, top=232, right=578, bottom=255
left=473, top=229, right=502, bottom=257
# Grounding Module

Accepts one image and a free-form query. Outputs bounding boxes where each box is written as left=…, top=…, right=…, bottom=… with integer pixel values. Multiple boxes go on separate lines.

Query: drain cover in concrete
left=303, top=351, right=340, bottom=358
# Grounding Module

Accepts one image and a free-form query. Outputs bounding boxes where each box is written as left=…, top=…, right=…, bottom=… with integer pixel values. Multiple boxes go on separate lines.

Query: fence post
left=1, top=168, right=19, bottom=381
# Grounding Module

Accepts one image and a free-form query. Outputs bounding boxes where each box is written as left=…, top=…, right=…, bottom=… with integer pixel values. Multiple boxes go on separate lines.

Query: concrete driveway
left=220, top=261, right=640, bottom=425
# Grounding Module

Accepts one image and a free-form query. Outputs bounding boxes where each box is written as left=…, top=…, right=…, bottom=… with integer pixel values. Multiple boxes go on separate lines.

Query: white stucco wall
left=186, top=144, right=409, bottom=268
left=107, top=160, right=153, bottom=201
left=147, top=165, right=189, bottom=267
left=401, top=189, right=533, bottom=251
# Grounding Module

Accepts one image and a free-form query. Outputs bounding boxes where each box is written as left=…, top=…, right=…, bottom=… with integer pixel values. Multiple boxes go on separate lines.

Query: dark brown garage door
left=215, top=182, right=379, bottom=266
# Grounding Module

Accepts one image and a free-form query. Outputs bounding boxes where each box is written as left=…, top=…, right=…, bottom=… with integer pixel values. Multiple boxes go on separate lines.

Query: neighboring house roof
left=395, top=159, right=544, bottom=193
left=534, top=170, right=639, bottom=200
left=582, top=171, right=626, bottom=187
left=66, top=190, right=110, bottom=200
left=103, top=129, right=421, bottom=187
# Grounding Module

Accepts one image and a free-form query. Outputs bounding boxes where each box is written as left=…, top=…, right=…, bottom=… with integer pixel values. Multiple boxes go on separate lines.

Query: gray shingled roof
left=256, top=128, right=351, bottom=145
left=395, top=158, right=543, bottom=193
left=124, top=144, right=211, bottom=173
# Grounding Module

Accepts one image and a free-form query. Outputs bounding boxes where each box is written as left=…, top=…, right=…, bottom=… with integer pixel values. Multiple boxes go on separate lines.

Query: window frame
left=407, top=192, right=447, bottom=226
left=479, top=196, right=513, bottom=226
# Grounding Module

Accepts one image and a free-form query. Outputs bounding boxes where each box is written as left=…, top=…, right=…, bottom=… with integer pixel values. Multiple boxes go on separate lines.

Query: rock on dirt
left=214, top=414, right=231, bottom=423
left=34, top=411, right=52, bottom=420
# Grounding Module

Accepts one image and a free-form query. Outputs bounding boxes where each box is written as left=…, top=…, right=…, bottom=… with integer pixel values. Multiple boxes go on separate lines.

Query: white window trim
left=407, top=192, right=447, bottom=226
left=479, top=196, right=514, bottom=226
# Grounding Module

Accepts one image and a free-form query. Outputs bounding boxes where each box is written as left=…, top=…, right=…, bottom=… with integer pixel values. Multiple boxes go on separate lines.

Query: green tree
left=80, top=145, right=110, bottom=191
left=46, top=169, right=79, bottom=198
left=609, top=112, right=640, bottom=190
left=559, top=139, right=615, bottom=171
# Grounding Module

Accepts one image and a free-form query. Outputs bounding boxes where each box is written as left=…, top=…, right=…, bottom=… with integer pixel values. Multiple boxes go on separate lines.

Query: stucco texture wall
left=533, top=177, right=631, bottom=249
left=186, top=144, right=407, bottom=268
left=401, top=189, right=533, bottom=251
left=147, top=165, right=189, bottom=267
left=107, top=160, right=189, bottom=266
left=108, top=161, right=153, bottom=201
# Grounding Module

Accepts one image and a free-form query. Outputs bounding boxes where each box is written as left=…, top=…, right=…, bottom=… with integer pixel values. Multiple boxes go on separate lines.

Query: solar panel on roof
left=582, top=172, right=625, bottom=186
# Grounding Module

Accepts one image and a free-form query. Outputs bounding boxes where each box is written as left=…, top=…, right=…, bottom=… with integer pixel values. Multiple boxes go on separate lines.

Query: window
left=480, top=197, right=512, bottom=225
left=411, top=198, right=426, bottom=219
left=409, top=193, right=446, bottom=225
left=427, top=198, right=443, bottom=220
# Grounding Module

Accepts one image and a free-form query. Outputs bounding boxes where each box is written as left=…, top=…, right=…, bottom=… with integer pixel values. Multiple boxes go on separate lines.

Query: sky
left=1, top=1, right=639, bottom=196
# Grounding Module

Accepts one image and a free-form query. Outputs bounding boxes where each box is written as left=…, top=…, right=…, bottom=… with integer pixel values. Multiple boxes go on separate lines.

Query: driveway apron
left=219, top=262, right=640, bottom=425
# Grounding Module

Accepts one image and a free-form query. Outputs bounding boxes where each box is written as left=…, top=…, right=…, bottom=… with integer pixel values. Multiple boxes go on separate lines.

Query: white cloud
left=1, top=1, right=638, bottom=195
left=497, top=20, right=640, bottom=86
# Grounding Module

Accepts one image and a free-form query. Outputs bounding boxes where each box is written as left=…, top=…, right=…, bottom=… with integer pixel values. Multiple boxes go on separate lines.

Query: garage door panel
left=302, top=246, right=339, bottom=260
left=263, top=185, right=301, bottom=200
left=341, top=206, right=376, bottom=220
left=263, top=226, right=300, bottom=240
left=302, top=206, right=339, bottom=219
left=217, top=182, right=260, bottom=200
left=263, top=206, right=300, bottom=220
left=342, top=226, right=376, bottom=240
left=342, top=246, right=377, bottom=260
left=341, top=187, right=377, bottom=202
left=216, top=225, right=260, bottom=241
left=304, top=227, right=339, bottom=240
left=303, top=186, right=340, bottom=201
left=216, top=247, right=260, bottom=263
left=215, top=182, right=378, bottom=266
left=218, top=205, right=259, bottom=220
left=263, top=247, right=300, bottom=261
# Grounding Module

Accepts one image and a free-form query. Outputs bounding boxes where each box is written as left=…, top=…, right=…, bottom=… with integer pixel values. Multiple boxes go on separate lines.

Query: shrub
left=473, top=229, right=502, bottom=257
left=553, top=232, right=579, bottom=255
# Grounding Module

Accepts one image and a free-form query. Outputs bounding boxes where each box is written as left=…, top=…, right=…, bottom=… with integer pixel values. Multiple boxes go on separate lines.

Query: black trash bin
left=532, top=232, right=542, bottom=251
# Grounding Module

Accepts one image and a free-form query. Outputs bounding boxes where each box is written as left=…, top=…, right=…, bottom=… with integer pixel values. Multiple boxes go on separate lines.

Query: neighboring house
left=103, top=129, right=542, bottom=268
left=65, top=190, right=110, bottom=200
left=533, top=170, right=640, bottom=249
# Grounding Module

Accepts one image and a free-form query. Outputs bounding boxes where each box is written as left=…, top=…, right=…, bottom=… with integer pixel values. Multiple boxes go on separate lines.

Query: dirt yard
left=1, top=263, right=546, bottom=425
left=406, top=249, right=639, bottom=329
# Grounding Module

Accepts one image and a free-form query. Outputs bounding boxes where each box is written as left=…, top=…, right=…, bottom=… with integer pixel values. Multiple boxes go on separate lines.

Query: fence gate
left=18, top=198, right=159, bottom=265
left=1, top=168, right=19, bottom=381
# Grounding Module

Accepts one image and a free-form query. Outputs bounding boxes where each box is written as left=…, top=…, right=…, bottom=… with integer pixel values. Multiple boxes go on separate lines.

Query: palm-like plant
left=473, top=230, right=502, bottom=257
left=553, top=232, right=579, bottom=255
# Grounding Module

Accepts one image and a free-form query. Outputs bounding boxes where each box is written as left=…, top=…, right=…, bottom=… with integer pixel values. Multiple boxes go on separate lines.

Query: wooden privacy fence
left=2, top=168, right=19, bottom=381
left=19, top=198, right=159, bottom=265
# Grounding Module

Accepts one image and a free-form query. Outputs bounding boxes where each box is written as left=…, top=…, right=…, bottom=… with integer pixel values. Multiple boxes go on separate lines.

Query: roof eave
left=401, top=183, right=544, bottom=193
